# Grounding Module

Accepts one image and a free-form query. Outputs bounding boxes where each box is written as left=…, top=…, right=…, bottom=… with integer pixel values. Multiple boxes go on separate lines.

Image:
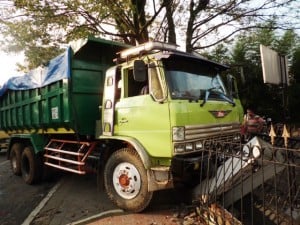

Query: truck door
left=115, top=63, right=172, bottom=158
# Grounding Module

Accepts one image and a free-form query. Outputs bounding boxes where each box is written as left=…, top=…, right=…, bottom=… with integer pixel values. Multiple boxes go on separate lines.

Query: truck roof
left=117, top=41, right=229, bottom=71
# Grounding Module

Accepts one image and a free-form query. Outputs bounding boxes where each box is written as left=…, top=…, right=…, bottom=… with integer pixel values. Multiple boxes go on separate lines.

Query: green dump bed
left=0, top=37, right=128, bottom=136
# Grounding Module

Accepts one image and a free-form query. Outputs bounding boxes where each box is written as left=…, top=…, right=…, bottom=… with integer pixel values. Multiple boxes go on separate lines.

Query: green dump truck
left=0, top=37, right=244, bottom=212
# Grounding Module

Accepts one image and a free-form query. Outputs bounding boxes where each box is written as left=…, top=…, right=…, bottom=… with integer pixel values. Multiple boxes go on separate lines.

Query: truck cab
left=100, top=42, right=244, bottom=211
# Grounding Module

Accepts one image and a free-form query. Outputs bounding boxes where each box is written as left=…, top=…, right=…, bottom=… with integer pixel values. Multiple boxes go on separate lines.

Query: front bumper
left=171, top=152, right=215, bottom=187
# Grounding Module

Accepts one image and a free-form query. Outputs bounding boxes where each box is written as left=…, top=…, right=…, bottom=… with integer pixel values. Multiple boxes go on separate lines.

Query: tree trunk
left=186, top=0, right=209, bottom=52
left=164, top=0, right=176, bottom=44
left=132, top=0, right=148, bottom=44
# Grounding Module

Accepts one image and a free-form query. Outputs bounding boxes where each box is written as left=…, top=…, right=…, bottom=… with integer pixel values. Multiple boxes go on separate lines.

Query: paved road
left=0, top=147, right=115, bottom=225
left=30, top=173, right=191, bottom=225
left=1, top=149, right=191, bottom=225
left=30, top=173, right=117, bottom=225
left=0, top=150, right=58, bottom=225
left=0, top=148, right=7, bottom=163
left=0, top=149, right=104, bottom=225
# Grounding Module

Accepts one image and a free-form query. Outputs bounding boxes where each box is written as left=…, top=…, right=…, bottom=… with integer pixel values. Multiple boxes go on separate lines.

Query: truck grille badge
left=209, top=110, right=231, bottom=118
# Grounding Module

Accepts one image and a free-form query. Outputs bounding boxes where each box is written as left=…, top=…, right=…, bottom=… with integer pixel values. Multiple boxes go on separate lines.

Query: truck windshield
left=163, top=56, right=228, bottom=101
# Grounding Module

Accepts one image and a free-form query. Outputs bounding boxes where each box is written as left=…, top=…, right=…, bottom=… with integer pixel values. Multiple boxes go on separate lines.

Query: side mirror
left=227, top=74, right=239, bottom=99
left=133, top=60, right=146, bottom=82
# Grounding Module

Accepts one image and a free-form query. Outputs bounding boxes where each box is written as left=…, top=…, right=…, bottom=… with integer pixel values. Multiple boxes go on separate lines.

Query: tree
left=291, top=47, right=300, bottom=83
left=185, top=0, right=209, bottom=53
left=209, top=25, right=300, bottom=122
left=0, top=0, right=166, bottom=69
left=288, top=45, right=300, bottom=122
left=162, top=0, right=177, bottom=44
left=102, top=0, right=165, bottom=45
left=181, top=0, right=300, bottom=52
left=0, top=0, right=299, bottom=70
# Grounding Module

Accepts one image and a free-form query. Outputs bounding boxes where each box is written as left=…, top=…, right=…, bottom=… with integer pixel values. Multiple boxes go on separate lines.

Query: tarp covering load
left=0, top=47, right=71, bottom=96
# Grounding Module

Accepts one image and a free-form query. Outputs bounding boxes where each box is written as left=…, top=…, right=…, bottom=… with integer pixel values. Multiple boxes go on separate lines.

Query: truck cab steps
left=44, top=139, right=97, bottom=174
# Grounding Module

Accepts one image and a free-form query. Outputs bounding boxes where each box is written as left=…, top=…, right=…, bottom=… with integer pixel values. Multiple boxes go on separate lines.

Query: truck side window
left=115, top=67, right=122, bottom=100
left=126, top=68, right=148, bottom=97
left=149, top=67, right=163, bottom=100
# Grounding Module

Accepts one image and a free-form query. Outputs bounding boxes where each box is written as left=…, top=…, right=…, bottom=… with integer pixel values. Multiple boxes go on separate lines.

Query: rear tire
left=104, top=148, right=153, bottom=212
left=10, top=143, right=23, bottom=176
left=21, top=146, right=42, bottom=184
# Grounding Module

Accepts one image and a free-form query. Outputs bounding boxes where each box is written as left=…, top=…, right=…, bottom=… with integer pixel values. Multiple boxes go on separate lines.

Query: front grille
left=185, top=122, right=241, bottom=141
left=173, top=123, right=241, bottom=155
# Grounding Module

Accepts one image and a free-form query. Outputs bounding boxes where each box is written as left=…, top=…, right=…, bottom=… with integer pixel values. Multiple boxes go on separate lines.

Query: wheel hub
left=119, top=174, right=130, bottom=187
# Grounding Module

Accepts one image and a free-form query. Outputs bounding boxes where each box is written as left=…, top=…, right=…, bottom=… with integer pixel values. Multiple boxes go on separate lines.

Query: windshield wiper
left=200, top=89, right=210, bottom=107
left=200, top=88, right=235, bottom=107
left=218, top=92, right=236, bottom=106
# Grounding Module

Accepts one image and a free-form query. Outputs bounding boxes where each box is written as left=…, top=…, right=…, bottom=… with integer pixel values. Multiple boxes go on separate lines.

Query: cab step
left=43, top=139, right=97, bottom=174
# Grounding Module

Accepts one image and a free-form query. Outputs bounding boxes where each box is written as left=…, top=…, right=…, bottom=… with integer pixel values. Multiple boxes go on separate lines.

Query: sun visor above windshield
left=155, top=51, right=229, bottom=71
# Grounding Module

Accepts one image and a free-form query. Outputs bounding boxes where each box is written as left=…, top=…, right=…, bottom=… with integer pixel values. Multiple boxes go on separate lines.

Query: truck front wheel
left=10, top=143, right=23, bottom=175
left=104, top=148, right=153, bottom=212
left=21, top=146, right=41, bottom=184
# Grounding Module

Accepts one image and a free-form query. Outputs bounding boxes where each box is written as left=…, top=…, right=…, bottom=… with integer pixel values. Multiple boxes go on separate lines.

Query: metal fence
left=192, top=136, right=300, bottom=225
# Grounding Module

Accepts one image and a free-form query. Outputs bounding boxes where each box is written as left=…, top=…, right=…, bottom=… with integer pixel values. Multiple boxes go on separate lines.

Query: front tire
left=104, top=148, right=153, bottom=212
left=21, top=146, right=42, bottom=184
left=10, top=143, right=23, bottom=176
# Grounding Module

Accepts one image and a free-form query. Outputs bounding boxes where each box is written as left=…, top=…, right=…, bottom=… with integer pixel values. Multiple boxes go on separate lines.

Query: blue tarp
left=0, top=47, right=71, bottom=96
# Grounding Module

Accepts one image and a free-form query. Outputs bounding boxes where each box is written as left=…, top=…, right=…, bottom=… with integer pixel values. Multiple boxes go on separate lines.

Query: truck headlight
left=172, top=127, right=184, bottom=141
left=174, top=144, right=185, bottom=153
left=195, top=141, right=203, bottom=149
left=185, top=143, right=193, bottom=151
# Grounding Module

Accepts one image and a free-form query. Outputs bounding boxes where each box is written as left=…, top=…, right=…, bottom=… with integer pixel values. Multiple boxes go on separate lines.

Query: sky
left=0, top=50, right=23, bottom=85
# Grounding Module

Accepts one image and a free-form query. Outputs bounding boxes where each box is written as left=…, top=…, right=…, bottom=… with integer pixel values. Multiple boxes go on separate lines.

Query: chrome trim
left=185, top=123, right=241, bottom=140
left=173, top=122, right=241, bottom=155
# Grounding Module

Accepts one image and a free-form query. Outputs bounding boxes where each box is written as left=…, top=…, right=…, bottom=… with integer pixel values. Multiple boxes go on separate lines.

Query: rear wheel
left=21, top=146, right=42, bottom=184
left=10, top=143, right=23, bottom=176
left=104, top=148, right=153, bottom=212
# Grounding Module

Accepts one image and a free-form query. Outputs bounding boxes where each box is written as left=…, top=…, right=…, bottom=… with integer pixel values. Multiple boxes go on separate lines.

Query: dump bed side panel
left=0, top=79, right=70, bottom=133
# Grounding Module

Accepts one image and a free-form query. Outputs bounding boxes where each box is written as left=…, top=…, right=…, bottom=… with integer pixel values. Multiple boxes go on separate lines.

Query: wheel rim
left=113, top=162, right=141, bottom=199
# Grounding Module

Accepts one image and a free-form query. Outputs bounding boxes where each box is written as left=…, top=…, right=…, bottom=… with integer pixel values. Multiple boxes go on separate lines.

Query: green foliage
left=275, top=30, right=298, bottom=56
left=1, top=16, right=63, bottom=70
left=1, top=0, right=299, bottom=71
left=288, top=83, right=300, bottom=122
left=206, top=44, right=231, bottom=64
left=0, top=0, right=167, bottom=70
left=291, top=47, right=300, bottom=82
left=206, top=22, right=300, bottom=122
